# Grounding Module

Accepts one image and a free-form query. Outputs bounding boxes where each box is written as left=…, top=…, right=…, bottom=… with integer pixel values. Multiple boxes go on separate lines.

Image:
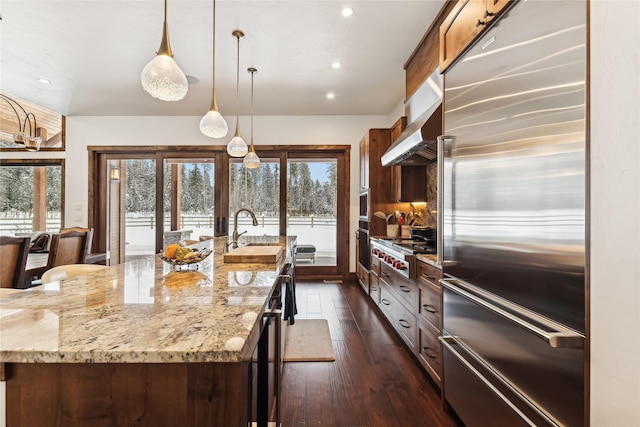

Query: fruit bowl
left=159, top=248, right=212, bottom=270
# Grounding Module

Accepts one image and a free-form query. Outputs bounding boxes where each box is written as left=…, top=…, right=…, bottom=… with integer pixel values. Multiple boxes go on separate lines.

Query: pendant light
left=227, top=30, right=248, bottom=157
left=243, top=67, right=260, bottom=169
left=140, top=0, right=188, bottom=101
left=199, top=0, right=228, bottom=138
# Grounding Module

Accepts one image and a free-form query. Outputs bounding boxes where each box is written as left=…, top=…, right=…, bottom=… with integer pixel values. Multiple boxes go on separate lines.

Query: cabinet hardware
left=422, top=346, right=438, bottom=359
left=476, top=19, right=486, bottom=27
left=399, top=285, right=411, bottom=293
left=422, top=272, right=435, bottom=280
left=399, top=319, right=411, bottom=329
left=423, top=304, right=437, bottom=314
left=484, top=10, right=494, bottom=18
left=381, top=299, right=391, bottom=306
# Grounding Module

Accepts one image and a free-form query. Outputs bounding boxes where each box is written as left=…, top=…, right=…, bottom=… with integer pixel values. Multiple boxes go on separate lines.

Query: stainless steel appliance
left=359, top=189, right=370, bottom=221
left=370, top=238, right=436, bottom=280
left=439, top=1, right=587, bottom=426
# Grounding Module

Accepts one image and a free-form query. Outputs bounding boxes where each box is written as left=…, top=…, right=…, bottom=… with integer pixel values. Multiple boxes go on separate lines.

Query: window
left=0, top=159, right=65, bottom=235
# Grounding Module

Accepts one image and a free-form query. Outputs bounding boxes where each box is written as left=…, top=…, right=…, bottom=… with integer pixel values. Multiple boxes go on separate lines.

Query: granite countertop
left=0, top=236, right=293, bottom=364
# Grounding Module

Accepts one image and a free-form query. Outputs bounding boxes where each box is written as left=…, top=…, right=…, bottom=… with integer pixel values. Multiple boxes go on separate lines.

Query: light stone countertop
left=0, top=236, right=294, bottom=364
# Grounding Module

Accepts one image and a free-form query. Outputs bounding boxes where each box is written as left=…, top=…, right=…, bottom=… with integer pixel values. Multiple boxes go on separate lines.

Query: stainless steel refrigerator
left=438, top=1, right=587, bottom=426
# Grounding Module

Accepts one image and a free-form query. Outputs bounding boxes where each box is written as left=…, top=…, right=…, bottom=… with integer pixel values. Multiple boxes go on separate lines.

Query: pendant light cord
left=211, top=0, right=217, bottom=109
left=234, top=32, right=241, bottom=136
left=250, top=70, right=254, bottom=147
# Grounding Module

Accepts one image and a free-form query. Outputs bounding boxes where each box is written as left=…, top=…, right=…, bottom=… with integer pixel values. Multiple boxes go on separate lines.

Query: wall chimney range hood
left=381, top=68, right=442, bottom=167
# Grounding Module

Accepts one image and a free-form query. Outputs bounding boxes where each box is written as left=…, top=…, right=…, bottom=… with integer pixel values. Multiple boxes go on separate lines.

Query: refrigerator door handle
left=436, top=135, right=454, bottom=265
left=441, top=278, right=584, bottom=348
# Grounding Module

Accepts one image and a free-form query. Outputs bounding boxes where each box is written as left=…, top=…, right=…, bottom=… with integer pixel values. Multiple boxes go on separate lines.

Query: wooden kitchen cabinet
left=439, top=0, right=512, bottom=72
left=356, top=230, right=370, bottom=294
left=379, top=281, right=418, bottom=353
left=417, top=260, right=444, bottom=387
left=391, top=165, right=428, bottom=203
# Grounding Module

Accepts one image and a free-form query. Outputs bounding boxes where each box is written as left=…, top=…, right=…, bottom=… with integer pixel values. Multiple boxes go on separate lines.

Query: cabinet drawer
left=370, top=255, right=380, bottom=277
left=418, top=319, right=442, bottom=384
left=370, top=272, right=380, bottom=305
left=379, top=264, right=419, bottom=311
left=419, top=281, right=442, bottom=330
left=417, top=260, right=442, bottom=285
left=380, top=282, right=417, bottom=352
left=356, top=263, right=370, bottom=294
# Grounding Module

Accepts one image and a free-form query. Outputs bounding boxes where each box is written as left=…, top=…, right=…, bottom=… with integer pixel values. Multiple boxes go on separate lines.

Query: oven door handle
left=440, top=278, right=584, bottom=349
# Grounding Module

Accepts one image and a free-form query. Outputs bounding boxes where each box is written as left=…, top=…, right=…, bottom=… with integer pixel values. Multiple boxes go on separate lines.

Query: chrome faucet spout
left=231, top=208, right=258, bottom=248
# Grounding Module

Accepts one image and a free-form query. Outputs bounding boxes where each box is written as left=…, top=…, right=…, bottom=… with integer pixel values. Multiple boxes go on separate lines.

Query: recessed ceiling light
left=37, top=78, right=51, bottom=84
left=326, top=92, right=335, bottom=100
left=341, top=7, right=354, bottom=17
left=331, top=61, right=341, bottom=69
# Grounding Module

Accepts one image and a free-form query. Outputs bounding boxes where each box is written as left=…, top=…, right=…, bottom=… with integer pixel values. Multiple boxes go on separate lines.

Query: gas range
left=370, top=238, right=436, bottom=279
left=377, top=237, right=437, bottom=255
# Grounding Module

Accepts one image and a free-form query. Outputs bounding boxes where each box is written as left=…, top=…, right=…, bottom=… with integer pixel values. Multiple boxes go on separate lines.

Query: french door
left=90, top=146, right=349, bottom=280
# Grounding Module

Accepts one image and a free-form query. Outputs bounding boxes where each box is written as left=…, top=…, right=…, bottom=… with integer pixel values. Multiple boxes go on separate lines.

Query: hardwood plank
left=281, top=280, right=461, bottom=427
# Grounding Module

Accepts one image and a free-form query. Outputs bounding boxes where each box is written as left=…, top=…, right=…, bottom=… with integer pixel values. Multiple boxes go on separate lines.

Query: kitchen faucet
left=229, top=208, right=259, bottom=250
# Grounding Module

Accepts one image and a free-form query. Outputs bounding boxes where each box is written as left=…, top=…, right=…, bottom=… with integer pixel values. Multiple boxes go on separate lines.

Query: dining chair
left=46, top=230, right=90, bottom=269
left=60, top=227, right=94, bottom=254
left=0, top=236, right=31, bottom=288
left=41, top=264, right=107, bottom=285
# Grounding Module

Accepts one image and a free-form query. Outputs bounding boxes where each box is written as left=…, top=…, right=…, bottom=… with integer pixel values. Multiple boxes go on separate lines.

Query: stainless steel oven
left=359, top=189, right=369, bottom=221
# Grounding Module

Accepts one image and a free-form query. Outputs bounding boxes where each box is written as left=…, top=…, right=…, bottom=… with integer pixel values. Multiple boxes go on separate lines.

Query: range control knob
left=397, top=263, right=406, bottom=270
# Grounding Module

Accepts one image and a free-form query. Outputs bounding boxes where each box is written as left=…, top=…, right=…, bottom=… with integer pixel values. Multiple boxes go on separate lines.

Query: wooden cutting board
left=223, top=245, right=283, bottom=263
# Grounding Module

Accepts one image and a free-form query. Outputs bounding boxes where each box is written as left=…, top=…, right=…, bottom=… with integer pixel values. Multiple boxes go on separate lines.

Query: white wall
left=589, top=1, right=640, bottom=425
left=65, top=114, right=394, bottom=273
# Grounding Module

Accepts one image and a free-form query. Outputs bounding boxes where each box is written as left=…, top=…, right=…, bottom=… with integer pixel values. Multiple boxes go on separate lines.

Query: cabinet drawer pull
left=422, top=304, right=437, bottom=314
left=422, top=346, right=438, bottom=359
left=476, top=19, right=486, bottom=27
left=381, top=299, right=391, bottom=306
left=381, top=272, right=390, bottom=277
left=399, top=285, right=411, bottom=293
left=398, top=319, right=411, bottom=329
left=421, top=272, right=435, bottom=280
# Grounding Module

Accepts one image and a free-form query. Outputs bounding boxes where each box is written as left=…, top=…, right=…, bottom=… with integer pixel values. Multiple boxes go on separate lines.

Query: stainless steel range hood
left=381, top=68, right=442, bottom=167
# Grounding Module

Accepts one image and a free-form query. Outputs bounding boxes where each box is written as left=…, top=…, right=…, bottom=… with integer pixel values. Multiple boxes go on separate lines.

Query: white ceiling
left=0, top=1, right=445, bottom=117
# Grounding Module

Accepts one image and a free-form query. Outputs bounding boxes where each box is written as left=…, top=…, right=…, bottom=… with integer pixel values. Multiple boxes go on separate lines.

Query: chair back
left=0, top=236, right=30, bottom=288
left=60, top=227, right=94, bottom=254
left=47, top=230, right=90, bottom=269
left=41, top=264, right=107, bottom=285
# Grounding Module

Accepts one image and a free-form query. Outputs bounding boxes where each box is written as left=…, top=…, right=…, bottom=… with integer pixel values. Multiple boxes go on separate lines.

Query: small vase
left=386, top=224, right=399, bottom=238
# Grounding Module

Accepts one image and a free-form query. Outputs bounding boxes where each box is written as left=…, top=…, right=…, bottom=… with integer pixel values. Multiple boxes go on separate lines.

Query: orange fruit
left=164, top=243, right=180, bottom=259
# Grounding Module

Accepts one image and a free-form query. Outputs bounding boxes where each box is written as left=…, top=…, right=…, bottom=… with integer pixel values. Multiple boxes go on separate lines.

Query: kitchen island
left=0, top=236, right=294, bottom=426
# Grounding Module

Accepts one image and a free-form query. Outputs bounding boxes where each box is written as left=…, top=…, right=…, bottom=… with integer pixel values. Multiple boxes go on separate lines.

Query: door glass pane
left=121, top=159, right=156, bottom=260
left=287, top=159, right=337, bottom=266
left=229, top=159, right=280, bottom=241
left=164, top=159, right=216, bottom=244
left=0, top=163, right=62, bottom=235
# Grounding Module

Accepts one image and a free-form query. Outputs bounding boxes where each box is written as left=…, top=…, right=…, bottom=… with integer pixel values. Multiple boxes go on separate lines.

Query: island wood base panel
left=6, top=362, right=250, bottom=427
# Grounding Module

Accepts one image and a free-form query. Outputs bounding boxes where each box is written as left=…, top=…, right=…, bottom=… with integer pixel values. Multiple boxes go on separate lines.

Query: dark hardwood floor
left=280, top=280, right=461, bottom=427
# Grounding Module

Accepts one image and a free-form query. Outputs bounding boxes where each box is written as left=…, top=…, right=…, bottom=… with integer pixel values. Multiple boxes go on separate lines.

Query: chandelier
left=0, top=94, right=43, bottom=151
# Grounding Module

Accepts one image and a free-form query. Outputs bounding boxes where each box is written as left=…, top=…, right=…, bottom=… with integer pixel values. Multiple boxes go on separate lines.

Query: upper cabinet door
left=439, top=0, right=513, bottom=73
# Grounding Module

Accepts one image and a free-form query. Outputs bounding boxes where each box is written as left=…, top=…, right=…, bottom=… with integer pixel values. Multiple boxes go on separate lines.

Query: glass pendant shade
left=243, top=150, right=260, bottom=168
left=140, top=0, right=188, bottom=102
left=199, top=109, right=228, bottom=138
left=24, top=136, right=42, bottom=152
left=141, top=54, right=188, bottom=101
left=227, top=134, right=248, bottom=157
